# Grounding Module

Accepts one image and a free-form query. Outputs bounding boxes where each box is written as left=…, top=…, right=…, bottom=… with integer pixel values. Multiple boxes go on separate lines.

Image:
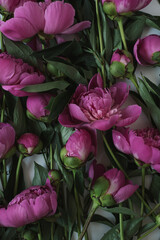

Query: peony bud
left=26, top=93, right=52, bottom=122
left=60, top=128, right=97, bottom=169
left=47, top=170, right=61, bottom=187
left=134, top=35, right=160, bottom=66
left=17, top=133, right=43, bottom=156
left=110, top=49, right=134, bottom=78
left=90, top=168, right=138, bottom=207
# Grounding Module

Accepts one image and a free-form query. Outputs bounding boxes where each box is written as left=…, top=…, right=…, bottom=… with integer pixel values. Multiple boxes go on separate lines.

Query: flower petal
left=61, top=21, right=91, bottom=34
left=88, top=73, right=103, bottom=90
left=110, top=82, right=129, bottom=107
left=112, top=128, right=131, bottom=154
left=114, top=184, right=138, bottom=203
left=90, top=115, right=119, bottom=131
left=69, top=104, right=90, bottom=122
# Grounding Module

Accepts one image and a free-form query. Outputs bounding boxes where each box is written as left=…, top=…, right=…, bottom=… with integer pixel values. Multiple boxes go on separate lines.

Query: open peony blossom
left=102, top=0, right=152, bottom=15
left=0, top=123, right=15, bottom=159
left=0, top=53, right=45, bottom=97
left=58, top=73, right=141, bottom=131
left=60, top=128, right=97, bottom=169
left=134, top=35, right=160, bottom=65
left=90, top=168, right=138, bottom=206
left=17, top=133, right=43, bottom=156
left=0, top=0, right=35, bottom=12
left=26, top=93, right=51, bottom=122
left=112, top=127, right=160, bottom=172
left=0, top=0, right=91, bottom=41
left=0, top=183, right=57, bottom=227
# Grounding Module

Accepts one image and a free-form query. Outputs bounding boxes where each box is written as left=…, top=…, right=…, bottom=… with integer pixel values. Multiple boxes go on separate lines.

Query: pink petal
left=61, top=21, right=91, bottom=34
left=44, top=1, right=75, bottom=34
left=112, top=129, right=131, bottom=154
left=88, top=73, right=103, bottom=90
left=149, top=147, right=160, bottom=165
left=151, top=164, right=160, bottom=173
left=116, top=105, right=141, bottom=127
left=90, top=115, right=119, bottom=131
left=69, top=104, right=90, bottom=122
left=110, top=82, right=129, bottom=107
left=2, top=85, right=34, bottom=97
left=114, top=184, right=138, bottom=203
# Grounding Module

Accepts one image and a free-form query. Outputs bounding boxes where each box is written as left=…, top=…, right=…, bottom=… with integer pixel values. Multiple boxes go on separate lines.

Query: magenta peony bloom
left=0, top=0, right=91, bottom=41
left=26, top=93, right=51, bottom=121
left=0, top=123, right=15, bottom=159
left=0, top=184, right=57, bottom=227
left=58, top=73, right=141, bottom=131
left=112, top=127, right=160, bottom=172
left=134, top=35, right=160, bottom=65
left=89, top=159, right=105, bottom=186
left=0, top=53, right=45, bottom=97
left=17, top=133, right=43, bottom=155
left=60, top=128, right=97, bottom=169
left=102, top=0, right=152, bottom=14
left=0, top=0, right=36, bottom=12
left=110, top=49, right=134, bottom=77
left=91, top=168, right=138, bottom=206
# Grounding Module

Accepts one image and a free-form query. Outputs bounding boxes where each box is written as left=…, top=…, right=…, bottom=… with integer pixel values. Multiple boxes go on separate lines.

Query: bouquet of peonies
left=0, top=0, right=160, bottom=239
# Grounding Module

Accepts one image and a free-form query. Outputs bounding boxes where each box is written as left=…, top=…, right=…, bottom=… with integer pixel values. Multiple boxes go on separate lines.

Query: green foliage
left=32, top=162, right=48, bottom=186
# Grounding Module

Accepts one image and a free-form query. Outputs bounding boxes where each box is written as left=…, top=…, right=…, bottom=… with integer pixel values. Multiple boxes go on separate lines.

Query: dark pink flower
left=91, top=168, right=138, bottom=206
left=0, top=53, right=45, bottom=97
left=89, top=159, right=105, bottom=186
left=112, top=127, right=160, bottom=172
left=0, top=184, right=57, bottom=227
left=0, top=0, right=36, bottom=12
left=58, top=73, right=141, bottom=131
left=60, top=128, right=97, bottom=169
left=17, top=133, right=43, bottom=155
left=134, top=35, right=160, bottom=65
left=0, top=123, right=15, bottom=159
left=102, top=0, right=152, bottom=14
left=0, top=1, right=91, bottom=41
left=26, top=93, right=52, bottom=121
left=110, top=49, right=134, bottom=77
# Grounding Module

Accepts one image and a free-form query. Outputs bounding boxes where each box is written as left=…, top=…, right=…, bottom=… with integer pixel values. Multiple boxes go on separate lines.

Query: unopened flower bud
left=47, top=170, right=61, bottom=187
left=103, top=2, right=117, bottom=19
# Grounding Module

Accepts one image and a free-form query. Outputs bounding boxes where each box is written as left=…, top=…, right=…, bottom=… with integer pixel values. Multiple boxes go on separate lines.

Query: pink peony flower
left=102, top=0, right=152, bottom=14
left=0, top=53, right=45, bottom=97
left=110, top=49, right=134, bottom=77
left=0, top=183, right=57, bottom=227
left=58, top=73, right=141, bottom=131
left=0, top=0, right=36, bottom=12
left=134, top=35, right=160, bottom=65
left=60, top=128, right=97, bottom=169
left=0, top=123, right=15, bottom=159
left=112, top=127, right=160, bottom=172
left=26, top=93, right=51, bottom=121
left=89, top=159, right=105, bottom=186
left=0, top=0, right=91, bottom=41
left=91, top=168, right=138, bottom=206
left=17, top=133, right=43, bottom=155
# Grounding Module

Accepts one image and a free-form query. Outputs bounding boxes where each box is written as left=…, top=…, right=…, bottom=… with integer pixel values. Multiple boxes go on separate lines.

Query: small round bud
left=103, top=2, right=117, bottom=19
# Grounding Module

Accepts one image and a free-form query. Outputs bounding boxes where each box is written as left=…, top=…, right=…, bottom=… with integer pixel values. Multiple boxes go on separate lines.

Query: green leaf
left=32, top=162, right=48, bottom=186
left=150, top=174, right=160, bottom=202
left=125, top=16, right=146, bottom=41
left=58, top=125, right=75, bottom=145
left=4, top=37, right=37, bottom=67
left=22, top=80, right=70, bottom=92
left=103, top=207, right=136, bottom=216
left=142, top=76, right=160, bottom=99
left=67, top=192, right=77, bottom=239
left=113, top=29, right=122, bottom=51
left=1, top=228, right=17, bottom=240
left=92, top=214, right=114, bottom=228
left=54, top=146, right=73, bottom=191
left=75, top=169, right=85, bottom=195
left=138, top=222, right=156, bottom=235
left=46, top=61, right=87, bottom=84
left=13, top=98, right=26, bottom=137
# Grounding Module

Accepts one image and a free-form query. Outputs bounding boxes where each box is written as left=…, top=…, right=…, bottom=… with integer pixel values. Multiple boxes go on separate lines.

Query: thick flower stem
left=119, top=203, right=124, bottom=240
left=2, top=159, right=7, bottom=189
left=50, top=144, right=53, bottom=170
left=141, top=167, right=146, bottom=217
left=38, top=222, right=42, bottom=240
left=73, top=170, right=81, bottom=236
left=51, top=222, right=54, bottom=240
left=14, top=154, right=24, bottom=196
left=78, top=200, right=99, bottom=240
left=117, top=17, right=128, bottom=51
left=1, top=93, right=5, bottom=123
left=0, top=16, right=5, bottom=52
left=102, top=134, right=153, bottom=214
left=128, top=74, right=139, bottom=91
left=95, top=0, right=106, bottom=88
left=137, top=223, right=160, bottom=240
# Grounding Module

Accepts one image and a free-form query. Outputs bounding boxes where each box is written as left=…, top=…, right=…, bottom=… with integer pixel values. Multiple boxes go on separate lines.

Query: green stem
left=14, top=154, right=24, bottom=196
left=95, top=0, right=106, bottom=87
left=128, top=74, right=139, bottom=91
left=0, top=16, right=5, bottom=52
left=73, top=170, right=81, bottom=236
left=141, top=167, right=146, bottom=217
left=38, top=222, right=42, bottom=240
left=117, top=17, right=128, bottom=51
left=51, top=222, right=54, bottom=240
left=119, top=203, right=124, bottom=240
left=102, top=133, right=153, bottom=214
left=145, top=203, right=160, bottom=219
left=137, top=224, right=160, bottom=240
left=2, top=159, right=7, bottom=189
left=50, top=144, right=53, bottom=170
left=78, top=200, right=99, bottom=240
left=1, top=93, right=5, bottom=123
left=128, top=199, right=134, bottom=218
